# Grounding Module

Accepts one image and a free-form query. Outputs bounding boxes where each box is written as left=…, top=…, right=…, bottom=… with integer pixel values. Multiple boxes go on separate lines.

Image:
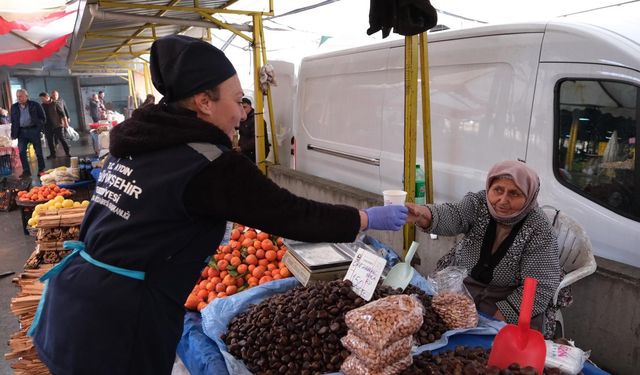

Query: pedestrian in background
left=10, top=89, right=46, bottom=178
left=51, top=90, right=71, bottom=126
left=39, top=92, right=71, bottom=158
left=98, top=90, right=107, bottom=119
left=236, top=97, right=270, bottom=164
left=88, top=93, right=100, bottom=123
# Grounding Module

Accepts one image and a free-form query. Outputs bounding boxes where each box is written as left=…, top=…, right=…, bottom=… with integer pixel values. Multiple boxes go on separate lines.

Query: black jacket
left=10, top=99, right=46, bottom=138
left=237, top=108, right=270, bottom=161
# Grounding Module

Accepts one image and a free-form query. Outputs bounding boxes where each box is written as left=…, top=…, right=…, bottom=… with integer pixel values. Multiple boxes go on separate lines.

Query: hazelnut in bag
left=428, top=266, right=478, bottom=329
left=344, top=294, right=423, bottom=349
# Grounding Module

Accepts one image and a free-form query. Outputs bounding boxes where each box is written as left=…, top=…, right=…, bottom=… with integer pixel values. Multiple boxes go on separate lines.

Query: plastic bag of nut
left=341, top=333, right=413, bottom=370
left=344, top=294, right=423, bottom=350
left=340, top=353, right=413, bottom=375
left=428, top=266, right=479, bottom=329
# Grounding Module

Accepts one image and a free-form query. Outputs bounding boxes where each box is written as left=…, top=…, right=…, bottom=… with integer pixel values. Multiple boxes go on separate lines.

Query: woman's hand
left=493, top=309, right=506, bottom=321
left=406, top=203, right=432, bottom=229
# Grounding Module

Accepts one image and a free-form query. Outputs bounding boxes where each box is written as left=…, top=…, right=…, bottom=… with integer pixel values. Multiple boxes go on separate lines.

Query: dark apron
left=464, top=276, right=543, bottom=332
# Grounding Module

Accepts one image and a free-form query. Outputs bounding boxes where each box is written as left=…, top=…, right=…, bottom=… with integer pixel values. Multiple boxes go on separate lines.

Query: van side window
left=555, top=79, right=639, bottom=221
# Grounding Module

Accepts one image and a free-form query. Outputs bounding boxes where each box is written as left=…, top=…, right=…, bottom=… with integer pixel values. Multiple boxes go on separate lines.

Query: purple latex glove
left=365, top=205, right=408, bottom=231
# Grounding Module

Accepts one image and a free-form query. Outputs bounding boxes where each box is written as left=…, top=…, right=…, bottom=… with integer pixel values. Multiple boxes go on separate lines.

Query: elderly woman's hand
left=406, top=203, right=432, bottom=229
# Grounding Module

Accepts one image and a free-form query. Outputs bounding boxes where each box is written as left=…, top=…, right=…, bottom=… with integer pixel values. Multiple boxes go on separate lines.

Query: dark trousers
left=45, top=127, right=70, bottom=156
left=18, top=127, right=45, bottom=175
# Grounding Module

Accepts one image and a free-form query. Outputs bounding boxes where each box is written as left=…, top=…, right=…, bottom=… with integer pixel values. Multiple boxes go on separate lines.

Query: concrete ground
left=1, top=134, right=95, bottom=374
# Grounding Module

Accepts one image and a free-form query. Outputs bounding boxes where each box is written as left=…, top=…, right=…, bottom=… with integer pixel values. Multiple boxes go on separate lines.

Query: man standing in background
left=39, top=92, right=71, bottom=159
left=236, top=97, right=270, bottom=164
left=89, top=93, right=100, bottom=123
left=10, top=89, right=46, bottom=178
left=51, top=90, right=71, bottom=126
left=98, top=90, right=107, bottom=119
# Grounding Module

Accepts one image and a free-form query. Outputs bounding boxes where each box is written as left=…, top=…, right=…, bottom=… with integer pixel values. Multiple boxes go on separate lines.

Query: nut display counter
left=175, top=238, right=610, bottom=375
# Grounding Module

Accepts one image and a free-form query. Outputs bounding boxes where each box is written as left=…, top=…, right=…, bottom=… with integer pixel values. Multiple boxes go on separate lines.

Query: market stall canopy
left=0, top=0, right=78, bottom=69
left=69, top=0, right=252, bottom=74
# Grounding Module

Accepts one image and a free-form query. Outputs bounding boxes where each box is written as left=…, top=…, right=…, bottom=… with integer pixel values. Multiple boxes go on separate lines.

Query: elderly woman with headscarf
left=407, top=160, right=560, bottom=335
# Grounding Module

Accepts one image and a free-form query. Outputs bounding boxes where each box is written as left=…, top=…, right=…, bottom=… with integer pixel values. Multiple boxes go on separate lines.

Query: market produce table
left=176, top=237, right=609, bottom=375
left=177, top=300, right=608, bottom=375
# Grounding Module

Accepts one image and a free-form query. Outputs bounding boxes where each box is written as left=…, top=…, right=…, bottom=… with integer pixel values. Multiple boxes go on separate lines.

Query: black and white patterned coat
left=426, top=191, right=561, bottom=324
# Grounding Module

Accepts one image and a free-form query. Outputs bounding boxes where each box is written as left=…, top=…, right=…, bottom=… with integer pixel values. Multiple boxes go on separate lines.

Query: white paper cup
left=382, top=190, right=407, bottom=206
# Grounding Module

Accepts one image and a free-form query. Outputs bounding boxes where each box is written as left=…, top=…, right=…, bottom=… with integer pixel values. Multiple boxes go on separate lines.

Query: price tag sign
left=344, top=248, right=386, bottom=301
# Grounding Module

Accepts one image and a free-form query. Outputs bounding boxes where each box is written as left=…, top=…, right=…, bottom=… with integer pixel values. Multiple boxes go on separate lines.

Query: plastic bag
left=340, top=353, right=412, bottom=375
left=428, top=266, right=478, bottom=329
left=344, top=294, right=423, bottom=350
left=341, top=333, right=413, bottom=370
left=64, top=126, right=80, bottom=142
left=545, top=340, right=590, bottom=374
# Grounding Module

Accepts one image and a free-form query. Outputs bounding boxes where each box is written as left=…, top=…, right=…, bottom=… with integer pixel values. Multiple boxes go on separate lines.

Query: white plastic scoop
left=382, top=241, right=419, bottom=291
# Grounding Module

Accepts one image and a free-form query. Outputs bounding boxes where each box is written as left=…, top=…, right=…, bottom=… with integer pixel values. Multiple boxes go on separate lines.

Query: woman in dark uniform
left=30, top=35, right=408, bottom=375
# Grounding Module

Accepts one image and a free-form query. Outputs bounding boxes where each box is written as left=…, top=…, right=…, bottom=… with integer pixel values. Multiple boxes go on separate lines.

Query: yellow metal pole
left=403, top=35, right=419, bottom=252
left=566, top=113, right=580, bottom=171
left=127, top=69, right=138, bottom=109
left=252, top=14, right=266, bottom=174
left=419, top=32, right=434, bottom=204
left=143, top=62, right=152, bottom=95
left=259, top=17, right=278, bottom=165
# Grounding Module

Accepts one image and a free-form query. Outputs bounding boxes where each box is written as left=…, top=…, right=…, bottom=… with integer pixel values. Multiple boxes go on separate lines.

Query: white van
left=288, top=9, right=640, bottom=267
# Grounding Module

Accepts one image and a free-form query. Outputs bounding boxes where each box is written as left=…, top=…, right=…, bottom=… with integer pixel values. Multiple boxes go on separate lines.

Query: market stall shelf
left=5, top=205, right=87, bottom=374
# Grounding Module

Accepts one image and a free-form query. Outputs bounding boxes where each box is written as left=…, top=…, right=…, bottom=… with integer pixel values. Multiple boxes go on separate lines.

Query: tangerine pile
left=185, top=225, right=291, bottom=312
left=17, top=184, right=72, bottom=202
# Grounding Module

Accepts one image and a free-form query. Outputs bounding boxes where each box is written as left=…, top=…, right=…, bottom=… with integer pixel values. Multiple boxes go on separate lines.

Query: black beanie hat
left=150, top=35, right=237, bottom=102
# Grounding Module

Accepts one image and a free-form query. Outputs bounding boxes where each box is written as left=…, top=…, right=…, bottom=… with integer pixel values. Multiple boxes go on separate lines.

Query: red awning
left=0, top=34, right=69, bottom=66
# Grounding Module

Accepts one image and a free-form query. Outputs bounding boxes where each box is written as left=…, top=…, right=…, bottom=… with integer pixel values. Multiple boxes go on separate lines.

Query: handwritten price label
left=344, top=248, right=386, bottom=301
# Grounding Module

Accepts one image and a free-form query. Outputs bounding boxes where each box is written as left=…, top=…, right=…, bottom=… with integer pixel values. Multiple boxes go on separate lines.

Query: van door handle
left=307, top=144, right=380, bottom=166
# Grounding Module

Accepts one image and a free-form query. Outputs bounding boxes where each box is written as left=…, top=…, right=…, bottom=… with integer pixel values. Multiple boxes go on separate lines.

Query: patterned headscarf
left=485, top=160, right=540, bottom=226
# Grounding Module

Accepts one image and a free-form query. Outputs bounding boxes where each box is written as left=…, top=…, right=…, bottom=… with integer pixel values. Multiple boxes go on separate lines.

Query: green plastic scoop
left=382, top=241, right=419, bottom=291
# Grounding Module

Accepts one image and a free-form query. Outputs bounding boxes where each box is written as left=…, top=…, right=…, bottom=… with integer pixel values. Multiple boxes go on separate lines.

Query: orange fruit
left=279, top=267, right=291, bottom=278
left=217, top=260, right=229, bottom=270
left=230, top=256, right=242, bottom=267
left=265, top=250, right=277, bottom=262
left=196, top=289, right=208, bottom=300
left=261, top=239, right=274, bottom=251
left=247, top=277, right=259, bottom=286
left=252, top=266, right=266, bottom=279
left=236, top=264, right=248, bottom=274
left=226, top=285, right=238, bottom=295
left=231, top=229, right=240, bottom=241
left=208, top=267, right=219, bottom=278
left=245, top=254, right=258, bottom=266
left=215, top=283, right=226, bottom=293
left=223, top=274, right=236, bottom=286
left=184, top=293, right=199, bottom=310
